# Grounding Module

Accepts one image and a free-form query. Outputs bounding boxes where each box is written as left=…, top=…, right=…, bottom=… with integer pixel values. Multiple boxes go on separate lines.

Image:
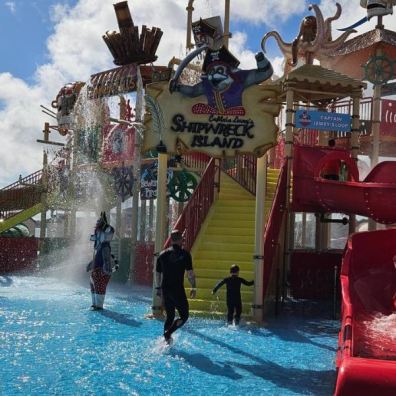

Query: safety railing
left=164, top=157, right=219, bottom=251
left=262, top=160, right=287, bottom=299
left=182, top=152, right=211, bottom=171
left=0, top=169, right=44, bottom=221
left=221, top=153, right=257, bottom=195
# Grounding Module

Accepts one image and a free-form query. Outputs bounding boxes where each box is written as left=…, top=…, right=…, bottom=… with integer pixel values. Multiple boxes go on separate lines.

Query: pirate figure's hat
left=192, top=16, right=224, bottom=49
left=202, top=46, right=240, bottom=73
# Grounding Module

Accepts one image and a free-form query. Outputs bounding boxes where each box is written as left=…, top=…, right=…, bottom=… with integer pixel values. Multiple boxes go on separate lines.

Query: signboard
left=380, top=99, right=396, bottom=136
left=88, top=65, right=172, bottom=99
left=140, top=162, right=173, bottom=200
left=144, top=82, right=280, bottom=157
left=101, top=124, right=135, bottom=168
left=295, top=110, right=351, bottom=132
left=143, top=46, right=280, bottom=158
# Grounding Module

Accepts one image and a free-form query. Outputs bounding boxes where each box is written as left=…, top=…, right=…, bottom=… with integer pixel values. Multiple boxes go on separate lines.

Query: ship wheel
left=364, top=55, right=395, bottom=85
left=112, top=165, right=134, bottom=201
left=168, top=170, right=197, bottom=202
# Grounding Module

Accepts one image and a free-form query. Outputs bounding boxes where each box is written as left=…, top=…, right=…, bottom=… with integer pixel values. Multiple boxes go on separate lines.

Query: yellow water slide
left=0, top=203, right=43, bottom=234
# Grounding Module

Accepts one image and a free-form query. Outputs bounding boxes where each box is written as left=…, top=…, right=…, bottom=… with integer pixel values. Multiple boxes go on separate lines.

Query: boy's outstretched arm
left=241, top=278, right=254, bottom=287
left=212, top=279, right=226, bottom=294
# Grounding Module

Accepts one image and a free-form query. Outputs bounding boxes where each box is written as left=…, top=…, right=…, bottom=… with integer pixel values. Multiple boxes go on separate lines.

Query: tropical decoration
left=145, top=94, right=165, bottom=150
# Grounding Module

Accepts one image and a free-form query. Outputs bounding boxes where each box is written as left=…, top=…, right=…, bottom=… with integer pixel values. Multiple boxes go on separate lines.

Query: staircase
left=187, top=168, right=280, bottom=318
left=0, top=170, right=44, bottom=234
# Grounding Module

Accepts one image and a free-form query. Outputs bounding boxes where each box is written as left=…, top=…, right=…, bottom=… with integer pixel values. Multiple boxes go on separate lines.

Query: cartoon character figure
left=171, top=46, right=273, bottom=116
left=51, top=81, right=85, bottom=133
left=86, top=212, right=118, bottom=310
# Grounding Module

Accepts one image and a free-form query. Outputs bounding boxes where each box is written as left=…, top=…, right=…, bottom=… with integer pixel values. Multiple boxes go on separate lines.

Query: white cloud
left=5, top=1, right=16, bottom=14
left=2, top=0, right=389, bottom=186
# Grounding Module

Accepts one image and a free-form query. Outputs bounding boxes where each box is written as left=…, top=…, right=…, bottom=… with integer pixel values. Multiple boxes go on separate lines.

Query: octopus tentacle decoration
left=261, top=3, right=356, bottom=75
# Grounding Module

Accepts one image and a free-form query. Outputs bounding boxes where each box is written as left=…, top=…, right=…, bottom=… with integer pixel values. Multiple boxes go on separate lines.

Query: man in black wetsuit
left=212, top=264, right=254, bottom=325
left=155, top=230, right=196, bottom=343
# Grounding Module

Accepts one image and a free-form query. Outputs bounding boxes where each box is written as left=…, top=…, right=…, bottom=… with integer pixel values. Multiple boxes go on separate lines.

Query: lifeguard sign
left=143, top=42, right=280, bottom=158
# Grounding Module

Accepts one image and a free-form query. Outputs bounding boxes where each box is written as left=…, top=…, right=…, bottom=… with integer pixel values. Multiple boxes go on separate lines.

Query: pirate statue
left=86, top=212, right=119, bottom=310
left=169, top=17, right=273, bottom=115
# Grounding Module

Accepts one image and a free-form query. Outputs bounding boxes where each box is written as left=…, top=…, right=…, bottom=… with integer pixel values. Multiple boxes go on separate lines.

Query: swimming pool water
left=0, top=275, right=338, bottom=395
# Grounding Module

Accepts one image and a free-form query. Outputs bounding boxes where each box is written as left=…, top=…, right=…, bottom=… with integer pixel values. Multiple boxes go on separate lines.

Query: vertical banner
left=380, top=99, right=396, bottom=136
left=101, top=124, right=135, bottom=168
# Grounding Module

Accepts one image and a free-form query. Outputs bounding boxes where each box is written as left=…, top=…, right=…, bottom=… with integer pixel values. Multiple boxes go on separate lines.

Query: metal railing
left=0, top=170, right=44, bottom=220
left=164, top=158, right=219, bottom=251
left=262, top=161, right=287, bottom=299
left=221, top=154, right=257, bottom=195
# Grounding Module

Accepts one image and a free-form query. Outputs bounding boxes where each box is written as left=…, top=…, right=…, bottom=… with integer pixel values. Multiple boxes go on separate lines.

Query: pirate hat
left=192, top=16, right=224, bottom=48
left=202, top=46, right=240, bottom=73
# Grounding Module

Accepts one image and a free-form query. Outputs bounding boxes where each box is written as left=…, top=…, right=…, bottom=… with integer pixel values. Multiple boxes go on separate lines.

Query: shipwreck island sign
left=143, top=26, right=280, bottom=158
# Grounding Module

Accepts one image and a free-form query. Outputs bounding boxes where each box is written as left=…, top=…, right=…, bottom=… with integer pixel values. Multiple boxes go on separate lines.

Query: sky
left=0, top=0, right=392, bottom=187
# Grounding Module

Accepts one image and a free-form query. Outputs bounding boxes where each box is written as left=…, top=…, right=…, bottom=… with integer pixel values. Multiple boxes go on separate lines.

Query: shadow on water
left=186, top=328, right=336, bottom=395
left=171, top=350, right=243, bottom=380
left=0, top=276, right=12, bottom=287
left=229, top=360, right=335, bottom=396
left=265, top=321, right=337, bottom=353
left=98, top=309, right=142, bottom=327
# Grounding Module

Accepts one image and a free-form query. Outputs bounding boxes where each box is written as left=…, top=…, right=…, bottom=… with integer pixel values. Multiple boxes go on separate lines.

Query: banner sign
left=101, top=124, right=135, bottom=168
left=88, top=65, right=172, bottom=99
left=143, top=46, right=280, bottom=158
left=140, top=162, right=173, bottom=200
left=295, top=110, right=351, bottom=132
left=380, top=99, right=396, bottom=136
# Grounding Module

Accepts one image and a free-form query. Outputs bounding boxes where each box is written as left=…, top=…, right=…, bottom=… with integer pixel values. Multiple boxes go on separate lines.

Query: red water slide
left=335, top=229, right=396, bottom=395
left=292, top=145, right=396, bottom=224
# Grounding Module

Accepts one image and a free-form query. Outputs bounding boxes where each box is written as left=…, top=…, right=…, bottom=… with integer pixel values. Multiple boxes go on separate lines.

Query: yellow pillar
left=151, top=152, right=168, bottom=316
left=253, top=153, right=267, bottom=322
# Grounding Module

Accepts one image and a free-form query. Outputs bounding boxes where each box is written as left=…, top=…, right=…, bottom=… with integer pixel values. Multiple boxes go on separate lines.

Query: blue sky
left=0, top=0, right=381, bottom=186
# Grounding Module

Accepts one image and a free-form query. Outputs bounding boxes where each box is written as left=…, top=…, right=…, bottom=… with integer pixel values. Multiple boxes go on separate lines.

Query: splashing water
left=357, top=313, right=396, bottom=360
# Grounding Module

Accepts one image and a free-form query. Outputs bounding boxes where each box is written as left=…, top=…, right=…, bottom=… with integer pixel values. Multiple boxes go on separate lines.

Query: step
left=198, top=241, right=254, bottom=253
left=211, top=212, right=255, bottom=221
left=204, top=226, right=255, bottom=237
left=214, top=206, right=255, bottom=215
left=193, top=259, right=254, bottom=271
left=188, top=298, right=252, bottom=314
left=209, top=219, right=255, bottom=229
left=200, top=234, right=254, bottom=244
left=194, top=268, right=253, bottom=279
left=185, top=287, right=253, bottom=301
left=194, top=250, right=253, bottom=261
left=186, top=277, right=252, bottom=289
left=216, top=200, right=255, bottom=207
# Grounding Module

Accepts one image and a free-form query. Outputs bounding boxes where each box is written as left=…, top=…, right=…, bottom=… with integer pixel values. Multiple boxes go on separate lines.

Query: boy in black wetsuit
left=212, top=264, right=254, bottom=325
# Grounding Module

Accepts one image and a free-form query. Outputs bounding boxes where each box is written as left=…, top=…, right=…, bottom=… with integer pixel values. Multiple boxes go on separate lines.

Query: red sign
left=101, top=124, right=135, bottom=168
left=380, top=99, right=396, bottom=136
